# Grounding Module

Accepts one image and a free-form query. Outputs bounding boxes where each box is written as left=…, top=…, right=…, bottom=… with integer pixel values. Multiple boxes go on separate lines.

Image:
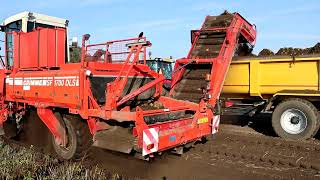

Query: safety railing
left=85, top=37, right=147, bottom=64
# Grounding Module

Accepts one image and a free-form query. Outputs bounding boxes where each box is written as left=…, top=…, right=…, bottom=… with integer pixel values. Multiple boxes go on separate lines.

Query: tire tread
left=272, top=98, right=319, bottom=140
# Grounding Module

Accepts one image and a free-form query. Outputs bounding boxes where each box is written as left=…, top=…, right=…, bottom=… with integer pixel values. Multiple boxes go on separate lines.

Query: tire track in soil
left=185, top=125, right=320, bottom=179
left=4, top=112, right=320, bottom=180
left=87, top=124, right=320, bottom=180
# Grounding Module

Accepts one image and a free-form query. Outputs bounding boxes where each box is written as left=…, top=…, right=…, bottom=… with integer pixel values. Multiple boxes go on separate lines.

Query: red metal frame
left=0, top=30, right=208, bottom=156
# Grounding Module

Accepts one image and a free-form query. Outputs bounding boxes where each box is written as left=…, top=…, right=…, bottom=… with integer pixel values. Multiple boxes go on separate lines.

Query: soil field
left=87, top=123, right=320, bottom=180
left=4, top=113, right=320, bottom=180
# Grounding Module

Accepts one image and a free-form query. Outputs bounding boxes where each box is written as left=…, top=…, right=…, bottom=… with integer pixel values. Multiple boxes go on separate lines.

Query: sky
left=1, top=0, right=320, bottom=58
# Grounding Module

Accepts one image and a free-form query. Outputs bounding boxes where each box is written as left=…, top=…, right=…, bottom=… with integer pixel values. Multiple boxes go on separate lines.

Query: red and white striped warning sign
left=212, top=115, right=220, bottom=134
left=142, top=127, right=159, bottom=156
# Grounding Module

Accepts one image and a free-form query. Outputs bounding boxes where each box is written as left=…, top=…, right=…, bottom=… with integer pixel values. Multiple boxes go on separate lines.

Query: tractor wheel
left=51, top=114, right=92, bottom=160
left=272, top=98, right=319, bottom=140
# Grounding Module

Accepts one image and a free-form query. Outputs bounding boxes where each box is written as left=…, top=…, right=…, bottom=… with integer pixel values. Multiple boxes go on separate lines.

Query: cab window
left=5, top=20, right=22, bottom=67
left=27, top=22, right=54, bottom=32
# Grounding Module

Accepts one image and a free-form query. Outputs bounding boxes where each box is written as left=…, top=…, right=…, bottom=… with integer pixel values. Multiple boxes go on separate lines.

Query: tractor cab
left=146, top=57, right=173, bottom=90
left=0, top=12, right=69, bottom=69
left=146, top=57, right=173, bottom=80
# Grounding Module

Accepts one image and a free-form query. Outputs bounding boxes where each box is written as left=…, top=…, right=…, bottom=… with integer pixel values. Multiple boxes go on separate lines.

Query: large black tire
left=52, top=114, right=92, bottom=160
left=272, top=98, right=319, bottom=140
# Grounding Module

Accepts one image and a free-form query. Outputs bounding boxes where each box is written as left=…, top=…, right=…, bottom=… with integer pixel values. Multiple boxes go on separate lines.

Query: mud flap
left=93, top=126, right=135, bottom=154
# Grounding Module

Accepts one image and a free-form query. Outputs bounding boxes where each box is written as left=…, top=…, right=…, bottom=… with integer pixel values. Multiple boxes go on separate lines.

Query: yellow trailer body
left=222, top=55, right=320, bottom=99
left=221, top=55, right=320, bottom=140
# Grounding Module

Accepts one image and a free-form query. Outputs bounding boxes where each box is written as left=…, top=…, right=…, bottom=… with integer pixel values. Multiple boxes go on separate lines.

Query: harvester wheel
left=272, top=98, right=319, bottom=140
left=52, top=114, right=92, bottom=160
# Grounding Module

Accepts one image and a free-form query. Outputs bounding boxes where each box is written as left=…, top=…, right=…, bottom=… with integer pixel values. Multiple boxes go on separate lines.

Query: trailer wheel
left=272, top=98, right=319, bottom=140
left=52, top=115, right=92, bottom=160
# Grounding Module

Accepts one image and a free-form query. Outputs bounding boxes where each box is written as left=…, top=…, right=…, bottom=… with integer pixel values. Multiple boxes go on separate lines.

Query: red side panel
left=13, top=28, right=66, bottom=69
left=39, top=28, right=66, bottom=67
left=46, top=29, right=56, bottom=67
left=56, top=29, right=66, bottom=66
left=13, top=32, right=20, bottom=69
left=39, top=29, right=49, bottom=67
left=19, top=31, right=39, bottom=68
left=23, top=31, right=39, bottom=68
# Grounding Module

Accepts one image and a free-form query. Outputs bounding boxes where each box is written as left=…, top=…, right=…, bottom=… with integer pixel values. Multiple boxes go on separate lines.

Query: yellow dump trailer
left=221, top=55, right=320, bottom=140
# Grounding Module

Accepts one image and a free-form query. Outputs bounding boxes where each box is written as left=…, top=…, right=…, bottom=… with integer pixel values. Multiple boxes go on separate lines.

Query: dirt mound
left=310, top=42, right=320, bottom=54
left=258, top=49, right=274, bottom=56
left=276, top=47, right=308, bottom=56
left=257, top=42, right=320, bottom=57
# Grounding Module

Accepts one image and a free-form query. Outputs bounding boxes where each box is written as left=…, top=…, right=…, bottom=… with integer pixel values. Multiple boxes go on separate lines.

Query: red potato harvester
left=0, top=11, right=256, bottom=160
